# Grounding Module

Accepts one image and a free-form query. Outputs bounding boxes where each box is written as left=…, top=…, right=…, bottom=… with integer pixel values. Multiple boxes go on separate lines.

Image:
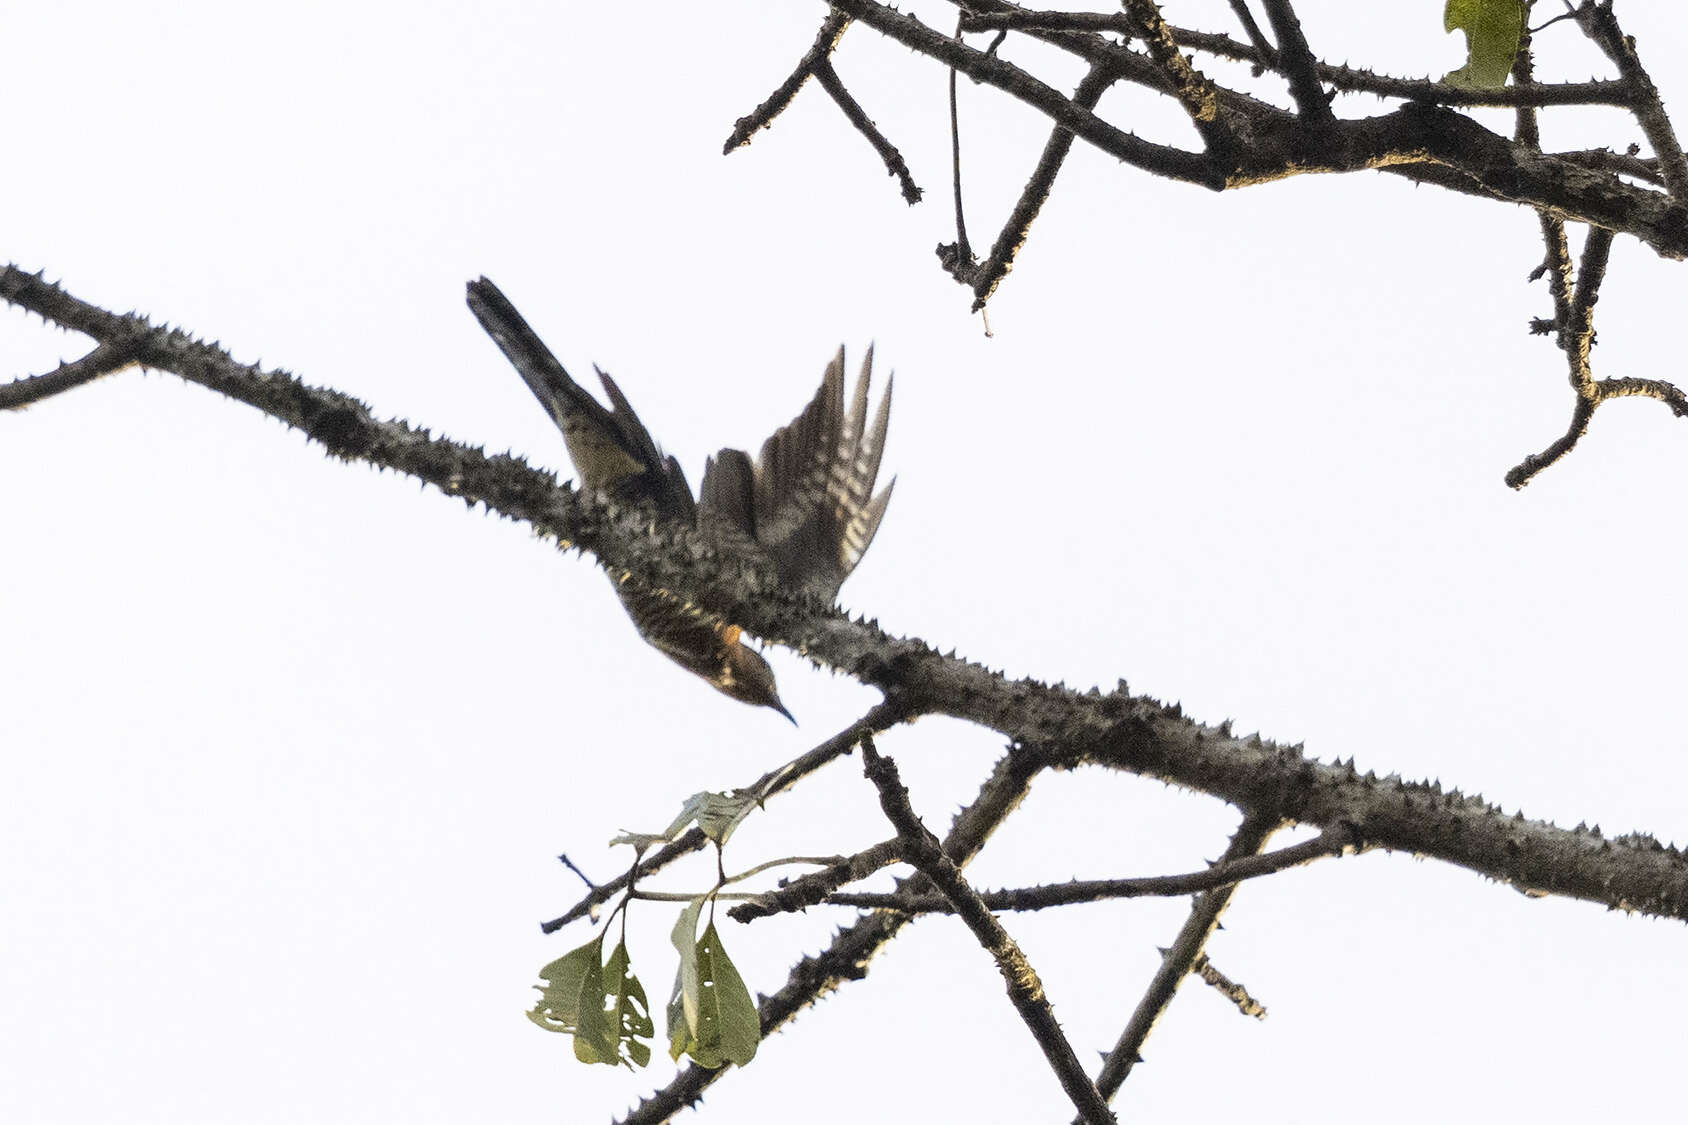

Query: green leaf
left=615, top=791, right=761, bottom=855
left=1443, top=0, right=1524, bottom=88
left=689, top=921, right=759, bottom=1068
left=527, top=931, right=652, bottom=1068
left=527, top=933, right=605, bottom=1036
left=667, top=897, right=707, bottom=1063
left=666, top=899, right=760, bottom=1069
left=603, top=940, right=654, bottom=1069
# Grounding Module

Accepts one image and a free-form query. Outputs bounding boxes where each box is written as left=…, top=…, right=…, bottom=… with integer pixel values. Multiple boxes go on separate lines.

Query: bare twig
left=964, top=61, right=1119, bottom=311
left=1118, top=0, right=1231, bottom=151
left=938, top=16, right=977, bottom=282
left=812, top=59, right=923, bottom=204
left=0, top=337, right=140, bottom=411
left=1554, top=147, right=1663, bottom=186
left=811, top=823, right=1355, bottom=915
left=727, top=837, right=906, bottom=922
left=1225, top=0, right=1275, bottom=69
left=1578, top=1, right=1688, bottom=198
left=861, top=736, right=1113, bottom=1125
left=1259, top=0, right=1332, bottom=124
left=1507, top=225, right=1614, bottom=488
left=1192, top=954, right=1266, bottom=1019
left=723, top=9, right=851, bottom=153
left=1089, top=811, right=1282, bottom=1108
left=957, top=11, right=1629, bottom=107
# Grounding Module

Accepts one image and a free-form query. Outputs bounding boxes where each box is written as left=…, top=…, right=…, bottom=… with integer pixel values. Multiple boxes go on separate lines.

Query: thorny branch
left=1090, top=812, right=1281, bottom=1107
left=730, top=0, right=1688, bottom=482
left=11, top=261, right=1688, bottom=1120
left=7, top=264, right=1688, bottom=930
left=860, top=736, right=1114, bottom=1125
left=733, top=822, right=1357, bottom=919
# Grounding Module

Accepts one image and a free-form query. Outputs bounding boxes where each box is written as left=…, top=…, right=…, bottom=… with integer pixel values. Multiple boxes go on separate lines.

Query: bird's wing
left=696, top=347, right=892, bottom=602
left=466, top=277, right=695, bottom=523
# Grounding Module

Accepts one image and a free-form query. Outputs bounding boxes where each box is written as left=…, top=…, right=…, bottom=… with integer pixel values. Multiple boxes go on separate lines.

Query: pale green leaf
left=666, top=896, right=707, bottom=1062
left=602, top=940, right=654, bottom=1069
left=617, top=790, right=761, bottom=853
left=688, top=921, right=759, bottom=1068
left=526, top=933, right=604, bottom=1035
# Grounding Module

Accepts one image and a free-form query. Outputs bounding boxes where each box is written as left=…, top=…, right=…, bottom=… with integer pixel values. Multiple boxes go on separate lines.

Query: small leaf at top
left=1443, top=0, right=1524, bottom=88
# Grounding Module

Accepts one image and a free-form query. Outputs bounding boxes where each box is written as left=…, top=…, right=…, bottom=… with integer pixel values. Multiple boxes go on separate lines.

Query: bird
left=465, top=277, right=894, bottom=724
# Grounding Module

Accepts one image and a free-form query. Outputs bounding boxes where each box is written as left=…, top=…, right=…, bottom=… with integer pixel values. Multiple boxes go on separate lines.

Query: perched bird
left=466, top=278, right=894, bottom=723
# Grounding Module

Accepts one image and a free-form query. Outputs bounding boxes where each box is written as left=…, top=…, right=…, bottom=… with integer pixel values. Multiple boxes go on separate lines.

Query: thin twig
left=813, top=59, right=924, bottom=204
left=723, top=9, right=851, bottom=153
left=1192, top=954, right=1266, bottom=1019
left=1088, top=811, right=1282, bottom=1109
left=0, top=338, right=140, bottom=411
left=1225, top=0, right=1275, bottom=68
left=966, top=61, right=1119, bottom=311
left=1578, top=1, right=1688, bottom=198
left=814, top=823, right=1355, bottom=914
left=947, top=14, right=973, bottom=268
left=1259, top=0, right=1332, bottom=123
left=1119, top=0, right=1231, bottom=150
left=1553, top=147, right=1662, bottom=186
left=958, top=11, right=1630, bottom=107
left=727, top=838, right=906, bottom=922
left=861, top=736, right=1113, bottom=1125
left=1507, top=226, right=1617, bottom=488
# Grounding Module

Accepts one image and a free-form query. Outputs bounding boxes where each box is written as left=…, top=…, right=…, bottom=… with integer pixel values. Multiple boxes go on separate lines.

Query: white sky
left=4, top=2, right=1687, bottom=1122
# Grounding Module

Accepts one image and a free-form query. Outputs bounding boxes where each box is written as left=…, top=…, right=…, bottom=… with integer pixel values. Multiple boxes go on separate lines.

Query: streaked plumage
left=466, top=277, right=894, bottom=722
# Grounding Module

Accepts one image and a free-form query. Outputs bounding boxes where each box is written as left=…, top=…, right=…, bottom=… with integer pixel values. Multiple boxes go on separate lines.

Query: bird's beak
left=770, top=697, right=798, bottom=726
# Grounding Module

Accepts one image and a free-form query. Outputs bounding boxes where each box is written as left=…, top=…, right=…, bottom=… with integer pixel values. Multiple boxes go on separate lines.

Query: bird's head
left=716, top=628, right=796, bottom=725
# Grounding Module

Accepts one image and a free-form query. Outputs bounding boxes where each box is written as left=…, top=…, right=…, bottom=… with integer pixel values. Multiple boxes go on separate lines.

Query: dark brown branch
left=1504, top=393, right=1596, bottom=489
left=1089, top=812, right=1281, bottom=1107
left=0, top=337, right=140, bottom=411
left=839, top=2, right=1688, bottom=262
left=723, top=9, right=851, bottom=153
left=812, top=59, right=923, bottom=204
left=860, top=737, right=1113, bottom=1125
left=1259, top=0, right=1331, bottom=124
left=1578, top=1, right=1688, bottom=199
left=1118, top=0, right=1232, bottom=151
left=727, top=837, right=906, bottom=922
left=961, top=62, right=1119, bottom=311
left=812, top=823, right=1355, bottom=915
left=1225, top=0, right=1274, bottom=68
left=1554, top=147, right=1663, bottom=186
left=1499, top=225, right=1688, bottom=488
left=834, top=0, right=1217, bottom=188
left=620, top=750, right=1044, bottom=1124
left=958, top=11, right=1630, bottom=107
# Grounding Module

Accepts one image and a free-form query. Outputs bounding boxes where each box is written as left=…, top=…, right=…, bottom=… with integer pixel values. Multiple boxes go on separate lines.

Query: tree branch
left=861, top=736, right=1113, bottom=1125
left=9, top=265, right=1688, bottom=923
left=618, top=749, right=1044, bottom=1124
left=1089, top=812, right=1281, bottom=1106
left=0, top=336, right=141, bottom=411
left=807, top=823, right=1355, bottom=915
